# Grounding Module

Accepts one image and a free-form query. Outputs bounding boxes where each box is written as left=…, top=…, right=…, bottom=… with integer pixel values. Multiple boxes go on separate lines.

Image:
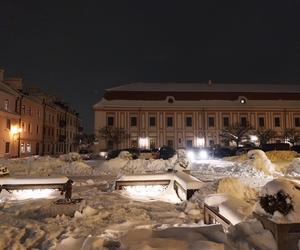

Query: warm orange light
left=10, top=125, right=22, bottom=135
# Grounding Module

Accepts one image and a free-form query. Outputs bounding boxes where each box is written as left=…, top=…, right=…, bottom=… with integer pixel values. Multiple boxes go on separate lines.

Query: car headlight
left=187, top=151, right=195, bottom=161
left=199, top=150, right=208, bottom=160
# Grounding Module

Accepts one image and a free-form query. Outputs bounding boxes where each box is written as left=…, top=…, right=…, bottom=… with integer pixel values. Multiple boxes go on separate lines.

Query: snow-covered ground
left=0, top=150, right=300, bottom=249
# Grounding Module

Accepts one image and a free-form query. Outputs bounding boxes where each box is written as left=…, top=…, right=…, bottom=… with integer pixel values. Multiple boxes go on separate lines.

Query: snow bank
left=0, top=156, right=93, bottom=176
left=217, top=177, right=258, bottom=203
left=59, top=152, right=82, bottom=162
left=266, top=150, right=298, bottom=162
left=247, top=150, right=275, bottom=175
left=255, top=178, right=300, bottom=223
left=226, top=220, right=277, bottom=250
left=285, top=158, right=300, bottom=176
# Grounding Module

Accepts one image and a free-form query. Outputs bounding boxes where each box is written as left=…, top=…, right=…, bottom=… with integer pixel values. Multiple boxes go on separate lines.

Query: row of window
left=107, top=116, right=300, bottom=128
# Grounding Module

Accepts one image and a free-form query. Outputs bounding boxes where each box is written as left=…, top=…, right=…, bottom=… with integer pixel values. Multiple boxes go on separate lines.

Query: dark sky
left=1, top=1, right=300, bottom=132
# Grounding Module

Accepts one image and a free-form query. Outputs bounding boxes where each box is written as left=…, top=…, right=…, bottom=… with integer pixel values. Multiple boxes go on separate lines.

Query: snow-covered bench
left=204, top=194, right=253, bottom=230
left=115, top=171, right=204, bottom=200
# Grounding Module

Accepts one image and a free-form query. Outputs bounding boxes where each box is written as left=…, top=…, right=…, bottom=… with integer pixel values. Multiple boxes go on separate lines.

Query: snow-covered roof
left=106, top=82, right=300, bottom=93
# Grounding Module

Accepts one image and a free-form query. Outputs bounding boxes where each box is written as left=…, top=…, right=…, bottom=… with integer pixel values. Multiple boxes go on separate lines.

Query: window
left=20, top=143, right=25, bottom=153
left=150, top=139, right=156, bottom=149
left=274, top=117, right=280, bottom=127
left=130, top=117, right=137, bottom=127
left=37, top=125, right=39, bottom=134
left=186, top=117, right=192, bottom=127
left=295, top=117, right=300, bottom=127
left=21, top=121, right=25, bottom=132
left=28, top=123, right=31, bottom=133
left=6, top=119, right=11, bottom=130
left=131, top=140, right=138, bottom=148
left=107, top=116, right=114, bottom=126
left=21, top=105, right=25, bottom=114
left=167, top=139, right=174, bottom=147
left=240, top=117, right=247, bottom=127
left=223, top=117, right=229, bottom=127
left=208, top=117, right=214, bottom=127
left=149, top=116, right=156, bottom=127
left=26, top=143, right=31, bottom=153
left=186, top=140, right=193, bottom=148
left=167, top=117, right=173, bottom=127
left=259, top=117, right=265, bottom=127
left=209, top=139, right=214, bottom=146
left=5, top=142, right=10, bottom=153
left=4, top=99, right=9, bottom=111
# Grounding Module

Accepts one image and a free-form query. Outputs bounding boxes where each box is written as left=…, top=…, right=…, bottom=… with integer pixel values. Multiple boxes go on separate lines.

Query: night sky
left=1, top=1, right=300, bottom=132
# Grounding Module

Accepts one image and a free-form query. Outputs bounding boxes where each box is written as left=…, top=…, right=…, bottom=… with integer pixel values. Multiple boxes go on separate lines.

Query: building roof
left=106, top=82, right=300, bottom=93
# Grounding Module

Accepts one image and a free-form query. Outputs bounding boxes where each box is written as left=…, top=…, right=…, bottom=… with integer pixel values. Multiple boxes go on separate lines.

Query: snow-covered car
left=0, top=166, right=9, bottom=176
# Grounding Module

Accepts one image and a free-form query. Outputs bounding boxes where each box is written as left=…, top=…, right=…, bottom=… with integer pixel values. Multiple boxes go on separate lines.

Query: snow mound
left=247, top=150, right=275, bottom=175
left=59, top=152, right=82, bottom=162
left=217, top=177, right=258, bottom=203
left=0, top=156, right=93, bottom=176
left=285, top=158, right=300, bottom=176
left=226, top=220, right=277, bottom=250
left=266, top=150, right=298, bottom=162
left=118, top=151, right=133, bottom=160
left=255, top=178, right=300, bottom=223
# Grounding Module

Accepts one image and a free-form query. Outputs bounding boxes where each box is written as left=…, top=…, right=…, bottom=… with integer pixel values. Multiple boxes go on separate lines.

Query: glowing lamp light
left=199, top=150, right=208, bottom=160
left=10, top=126, right=22, bottom=135
left=139, top=137, right=149, bottom=149
left=187, top=151, right=195, bottom=161
left=11, top=189, right=55, bottom=200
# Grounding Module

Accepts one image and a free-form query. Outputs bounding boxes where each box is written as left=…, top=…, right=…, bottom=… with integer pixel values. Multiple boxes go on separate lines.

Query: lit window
left=20, top=143, right=25, bottom=153
left=26, top=143, right=31, bottom=153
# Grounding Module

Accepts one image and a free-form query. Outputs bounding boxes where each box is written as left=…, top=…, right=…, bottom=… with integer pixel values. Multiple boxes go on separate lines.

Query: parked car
left=159, top=146, right=175, bottom=160
left=261, top=143, right=290, bottom=152
left=291, top=145, right=300, bottom=153
left=79, top=148, right=93, bottom=160
left=213, top=147, right=234, bottom=158
left=105, top=149, right=122, bottom=160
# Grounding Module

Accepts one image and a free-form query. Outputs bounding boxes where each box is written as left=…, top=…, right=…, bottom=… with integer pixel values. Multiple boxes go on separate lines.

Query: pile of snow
left=226, top=220, right=277, bottom=250
left=100, top=156, right=177, bottom=175
left=205, top=194, right=253, bottom=225
left=247, top=150, right=275, bottom=175
left=255, top=178, right=300, bottom=223
left=266, top=150, right=298, bottom=162
left=118, top=151, right=133, bottom=160
left=217, top=177, right=258, bottom=203
left=59, top=152, right=82, bottom=162
left=0, top=156, right=93, bottom=176
left=285, top=158, right=300, bottom=176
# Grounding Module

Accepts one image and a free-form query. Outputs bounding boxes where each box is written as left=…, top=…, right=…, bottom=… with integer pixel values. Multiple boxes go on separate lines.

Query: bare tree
left=220, top=122, right=252, bottom=149
left=282, top=128, right=300, bottom=146
left=98, top=126, right=129, bottom=149
left=253, top=128, right=277, bottom=146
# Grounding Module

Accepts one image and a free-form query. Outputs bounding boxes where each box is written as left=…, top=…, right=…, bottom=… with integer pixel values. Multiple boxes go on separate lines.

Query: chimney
left=0, top=69, right=4, bottom=82
left=208, top=79, right=213, bottom=86
left=4, top=77, right=23, bottom=91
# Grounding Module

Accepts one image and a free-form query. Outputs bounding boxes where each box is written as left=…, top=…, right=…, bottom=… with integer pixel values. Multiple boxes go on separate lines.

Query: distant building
left=94, top=82, right=300, bottom=150
left=0, top=69, right=81, bottom=157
